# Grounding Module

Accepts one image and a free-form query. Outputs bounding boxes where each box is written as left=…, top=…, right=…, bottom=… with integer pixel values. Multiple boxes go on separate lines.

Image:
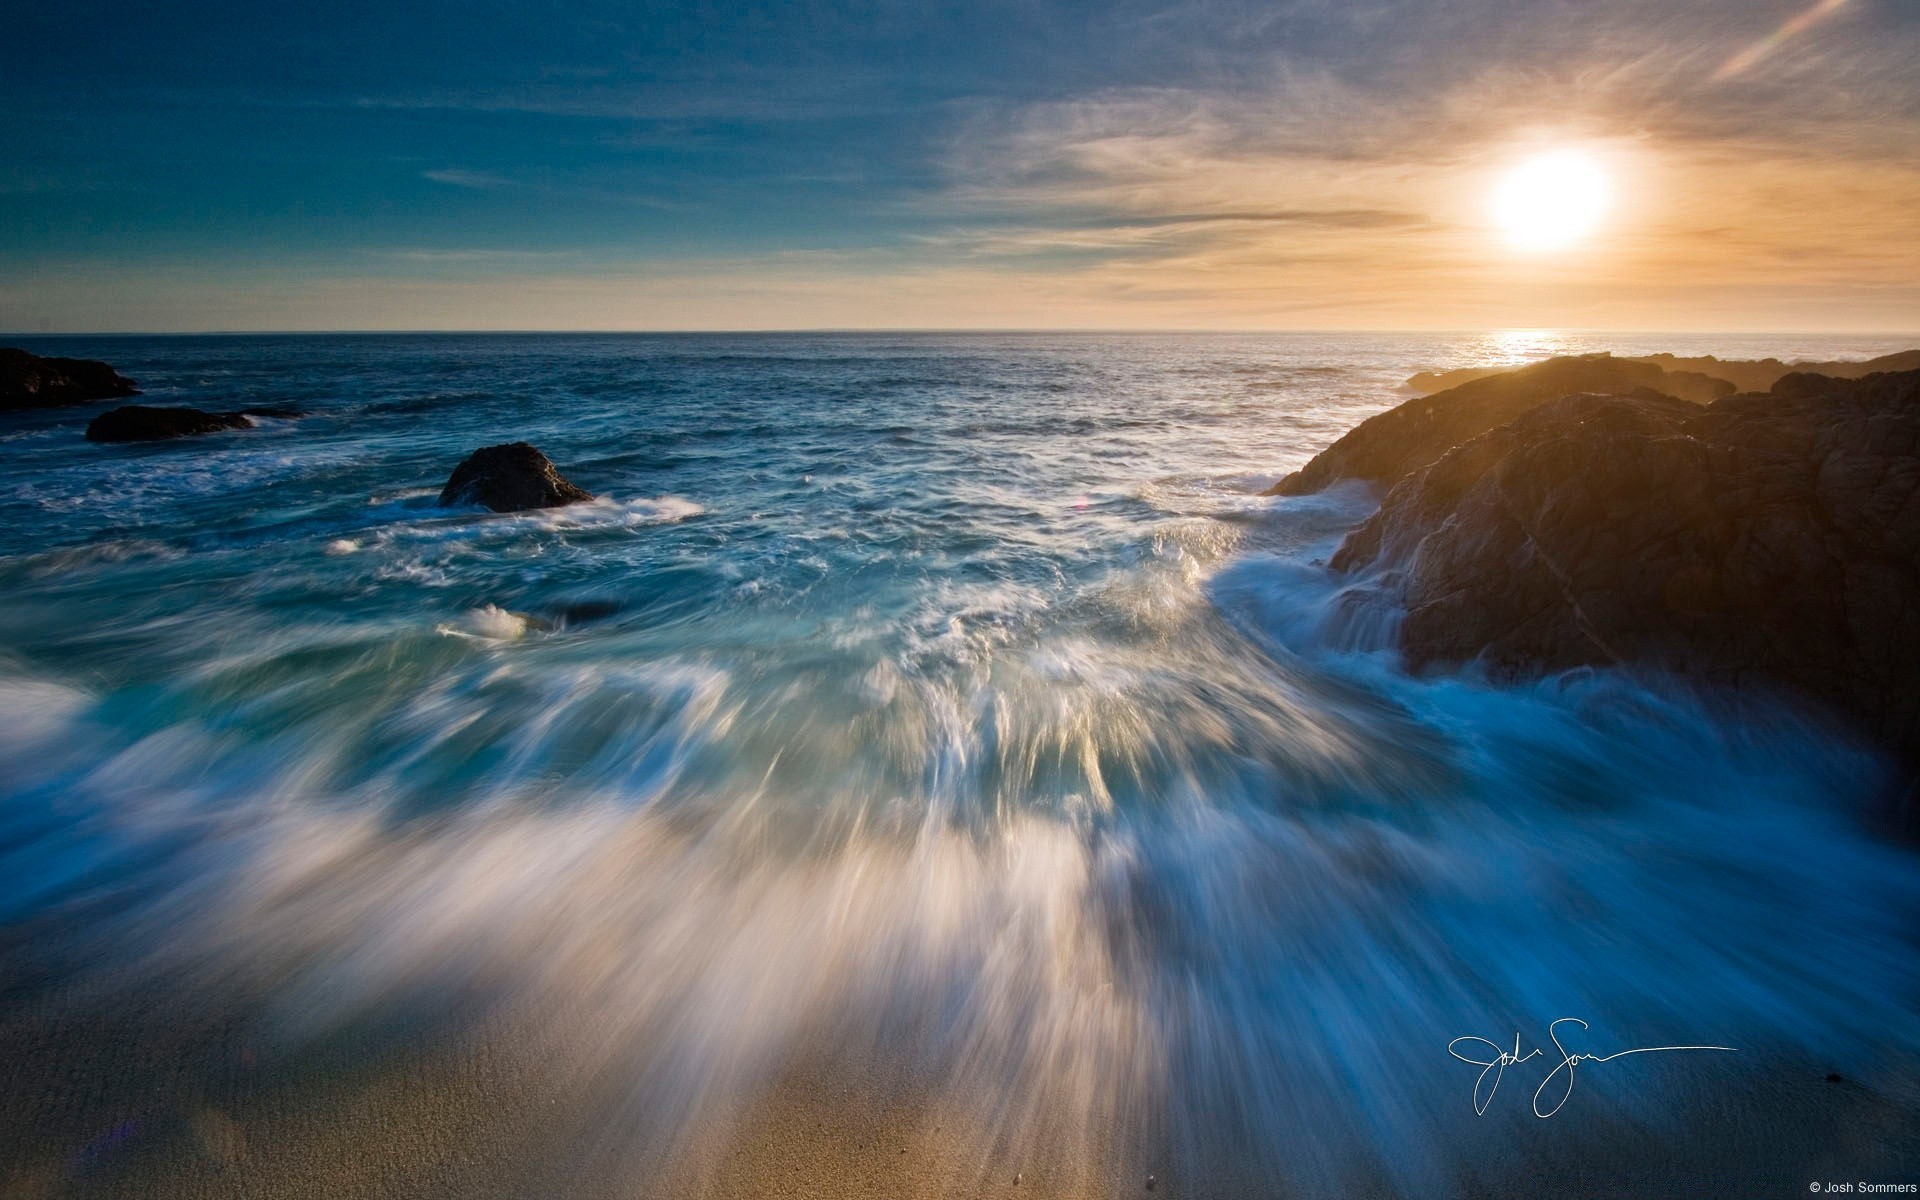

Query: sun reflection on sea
left=1488, top=328, right=1573, bottom=362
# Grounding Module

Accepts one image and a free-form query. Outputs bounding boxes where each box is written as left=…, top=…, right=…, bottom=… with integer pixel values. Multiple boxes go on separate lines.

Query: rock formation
left=439, top=443, right=594, bottom=512
left=1404, top=348, right=1920, bottom=397
left=1266, top=355, right=1732, bottom=497
left=85, top=405, right=253, bottom=442
left=1, top=348, right=139, bottom=409
left=1329, top=369, right=1920, bottom=823
left=1629, top=349, right=1920, bottom=395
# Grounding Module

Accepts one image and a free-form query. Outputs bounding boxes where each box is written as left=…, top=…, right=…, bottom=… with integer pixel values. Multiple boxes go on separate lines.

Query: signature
left=1448, top=1018, right=1736, bottom=1118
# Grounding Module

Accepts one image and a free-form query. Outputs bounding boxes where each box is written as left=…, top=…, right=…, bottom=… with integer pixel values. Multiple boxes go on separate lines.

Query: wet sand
left=3, top=984, right=1917, bottom=1200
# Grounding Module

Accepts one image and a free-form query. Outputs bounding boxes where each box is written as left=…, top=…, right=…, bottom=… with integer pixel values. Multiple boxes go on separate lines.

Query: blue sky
left=4, top=0, right=1917, bottom=330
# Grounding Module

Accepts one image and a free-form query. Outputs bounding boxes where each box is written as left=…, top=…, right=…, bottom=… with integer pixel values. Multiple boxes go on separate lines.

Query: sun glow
left=1491, top=150, right=1610, bottom=253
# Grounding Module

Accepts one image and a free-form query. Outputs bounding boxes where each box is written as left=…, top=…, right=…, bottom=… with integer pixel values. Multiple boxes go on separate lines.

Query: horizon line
left=8, top=326, right=1920, bottom=339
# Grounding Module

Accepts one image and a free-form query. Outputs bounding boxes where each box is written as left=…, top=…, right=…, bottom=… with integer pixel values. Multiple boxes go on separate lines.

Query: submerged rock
left=1265, top=355, right=1731, bottom=497
left=85, top=404, right=253, bottom=442
left=547, top=597, right=625, bottom=625
left=439, top=442, right=594, bottom=512
left=1333, top=369, right=1920, bottom=821
left=1, top=347, right=140, bottom=409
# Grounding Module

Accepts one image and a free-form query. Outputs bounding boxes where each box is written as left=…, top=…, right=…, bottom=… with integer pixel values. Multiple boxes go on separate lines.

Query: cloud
left=5, top=0, right=1916, bottom=329
left=422, top=168, right=515, bottom=190
left=892, top=0, right=1920, bottom=327
left=381, top=248, right=583, bottom=264
left=911, top=209, right=1430, bottom=261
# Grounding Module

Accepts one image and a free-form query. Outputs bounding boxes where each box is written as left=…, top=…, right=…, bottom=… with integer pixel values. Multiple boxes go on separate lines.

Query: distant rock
left=439, top=442, right=594, bottom=512
left=1265, top=355, right=1729, bottom=497
left=1332, top=369, right=1920, bottom=826
left=1629, top=348, right=1920, bottom=395
left=1404, top=348, right=1920, bottom=397
left=1, top=348, right=139, bottom=410
left=85, top=405, right=253, bottom=442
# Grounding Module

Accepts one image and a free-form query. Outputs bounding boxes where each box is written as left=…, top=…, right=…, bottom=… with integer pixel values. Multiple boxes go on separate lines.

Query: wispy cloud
left=913, top=209, right=1430, bottom=260
left=422, top=168, right=515, bottom=190
left=380, top=247, right=582, bottom=264
left=892, top=0, right=1920, bottom=326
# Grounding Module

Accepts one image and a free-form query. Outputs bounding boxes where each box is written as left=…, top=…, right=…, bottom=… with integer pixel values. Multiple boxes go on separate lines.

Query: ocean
left=2, top=331, right=1917, bottom=1195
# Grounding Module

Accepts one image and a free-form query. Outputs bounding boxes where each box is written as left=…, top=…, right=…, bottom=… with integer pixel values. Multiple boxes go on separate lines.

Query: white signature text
left=1448, top=1017, right=1735, bottom=1117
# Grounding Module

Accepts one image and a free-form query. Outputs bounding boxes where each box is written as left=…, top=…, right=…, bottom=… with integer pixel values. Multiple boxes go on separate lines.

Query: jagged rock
left=1266, top=356, right=1729, bottom=497
left=85, top=405, right=253, bottom=442
left=439, top=442, right=594, bottom=512
left=1333, top=370, right=1920, bottom=820
left=1329, top=390, right=1698, bottom=575
left=1, top=348, right=139, bottom=409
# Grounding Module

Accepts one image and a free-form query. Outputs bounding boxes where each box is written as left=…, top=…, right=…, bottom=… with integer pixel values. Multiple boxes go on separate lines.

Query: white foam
left=0, top=677, right=92, bottom=756
left=526, top=495, right=706, bottom=529
left=436, top=604, right=531, bottom=643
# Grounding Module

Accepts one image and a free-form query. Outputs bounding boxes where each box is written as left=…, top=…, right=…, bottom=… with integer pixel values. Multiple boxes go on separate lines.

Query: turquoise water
left=2, top=331, right=1917, bottom=1193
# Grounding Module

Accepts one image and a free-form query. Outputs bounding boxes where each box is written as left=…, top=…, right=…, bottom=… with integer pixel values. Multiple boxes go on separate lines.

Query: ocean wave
left=0, top=652, right=1911, bottom=1194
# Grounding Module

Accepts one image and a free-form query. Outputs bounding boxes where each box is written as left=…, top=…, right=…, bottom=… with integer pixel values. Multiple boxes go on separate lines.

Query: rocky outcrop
left=1404, top=348, right=1920, bottom=397
left=439, top=443, right=594, bottom=512
left=1333, top=369, right=1920, bottom=818
left=1629, top=349, right=1920, bottom=395
left=1266, top=355, right=1732, bottom=497
left=85, top=405, right=253, bottom=442
left=1, top=348, right=139, bottom=410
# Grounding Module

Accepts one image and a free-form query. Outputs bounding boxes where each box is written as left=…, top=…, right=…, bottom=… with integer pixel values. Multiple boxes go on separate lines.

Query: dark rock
left=1630, top=348, right=1920, bottom=395
left=549, top=598, right=625, bottom=625
left=1267, top=356, right=1723, bottom=497
left=439, top=443, right=594, bottom=512
left=1, top=348, right=140, bottom=409
left=1661, top=370, right=1740, bottom=403
left=237, top=406, right=309, bottom=419
left=85, top=405, right=253, bottom=442
left=1334, top=369, right=1920, bottom=824
left=1329, top=390, right=1697, bottom=574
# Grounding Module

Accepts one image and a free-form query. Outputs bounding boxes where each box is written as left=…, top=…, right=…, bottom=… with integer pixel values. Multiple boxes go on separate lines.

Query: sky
left=3, top=0, right=1917, bottom=332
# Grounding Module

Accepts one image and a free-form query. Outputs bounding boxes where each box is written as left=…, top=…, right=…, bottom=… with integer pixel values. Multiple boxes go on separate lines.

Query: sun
left=1491, top=150, right=1610, bottom=252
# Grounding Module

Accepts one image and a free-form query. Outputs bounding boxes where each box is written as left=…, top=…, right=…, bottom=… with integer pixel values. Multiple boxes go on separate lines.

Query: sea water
left=1, top=331, right=1916, bottom=1194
